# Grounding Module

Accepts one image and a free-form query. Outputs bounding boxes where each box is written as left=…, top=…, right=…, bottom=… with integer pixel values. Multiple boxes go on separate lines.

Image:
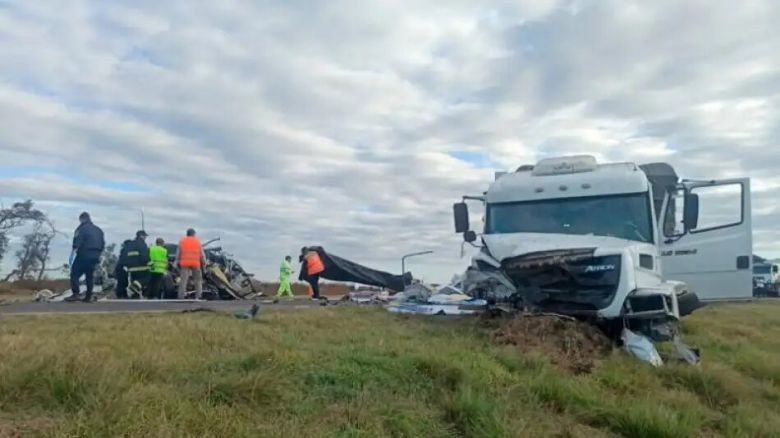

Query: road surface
left=0, top=298, right=337, bottom=316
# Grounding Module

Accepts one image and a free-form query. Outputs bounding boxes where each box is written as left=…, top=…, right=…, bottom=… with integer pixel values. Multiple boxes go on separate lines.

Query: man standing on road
left=66, top=212, right=105, bottom=302
left=124, top=230, right=150, bottom=298
left=300, top=247, right=325, bottom=300
left=148, top=237, right=168, bottom=299
left=177, top=228, right=205, bottom=300
left=276, top=255, right=295, bottom=299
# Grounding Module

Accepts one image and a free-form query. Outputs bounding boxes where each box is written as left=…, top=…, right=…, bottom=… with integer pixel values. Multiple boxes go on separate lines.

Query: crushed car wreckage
left=160, top=238, right=257, bottom=300
left=92, top=237, right=257, bottom=300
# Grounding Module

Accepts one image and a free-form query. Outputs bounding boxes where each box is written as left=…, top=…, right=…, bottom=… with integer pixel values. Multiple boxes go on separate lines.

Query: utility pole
left=401, top=250, right=434, bottom=282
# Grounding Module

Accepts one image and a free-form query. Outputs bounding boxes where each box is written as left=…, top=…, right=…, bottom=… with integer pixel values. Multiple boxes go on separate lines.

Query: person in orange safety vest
left=176, top=228, right=206, bottom=299
left=300, top=247, right=325, bottom=300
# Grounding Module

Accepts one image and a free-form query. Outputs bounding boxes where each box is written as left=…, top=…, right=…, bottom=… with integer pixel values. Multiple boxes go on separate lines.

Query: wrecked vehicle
left=453, top=155, right=753, bottom=338
left=160, top=238, right=257, bottom=300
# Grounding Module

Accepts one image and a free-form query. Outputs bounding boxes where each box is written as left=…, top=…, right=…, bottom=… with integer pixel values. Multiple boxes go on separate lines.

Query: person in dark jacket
left=123, top=230, right=150, bottom=298
left=67, top=212, right=105, bottom=302
left=114, top=239, right=133, bottom=299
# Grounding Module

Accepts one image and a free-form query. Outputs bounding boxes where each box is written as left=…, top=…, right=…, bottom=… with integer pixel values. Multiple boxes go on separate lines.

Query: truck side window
left=690, top=183, right=743, bottom=232
left=663, top=190, right=685, bottom=237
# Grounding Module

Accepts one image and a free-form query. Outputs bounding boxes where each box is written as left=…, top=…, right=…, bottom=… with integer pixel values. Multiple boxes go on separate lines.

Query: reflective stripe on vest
left=149, top=246, right=168, bottom=274
left=179, top=236, right=202, bottom=268
left=128, top=265, right=149, bottom=272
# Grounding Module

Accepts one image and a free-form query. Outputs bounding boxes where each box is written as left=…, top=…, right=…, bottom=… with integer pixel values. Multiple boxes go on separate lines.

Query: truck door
left=661, top=178, right=753, bottom=300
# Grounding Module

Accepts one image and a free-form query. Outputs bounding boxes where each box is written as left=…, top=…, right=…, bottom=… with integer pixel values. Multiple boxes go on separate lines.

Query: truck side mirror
left=463, top=230, right=477, bottom=243
left=683, top=193, right=699, bottom=231
left=453, top=202, right=470, bottom=233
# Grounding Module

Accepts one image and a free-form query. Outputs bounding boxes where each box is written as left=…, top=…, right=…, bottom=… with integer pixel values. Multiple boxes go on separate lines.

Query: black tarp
left=298, top=246, right=411, bottom=292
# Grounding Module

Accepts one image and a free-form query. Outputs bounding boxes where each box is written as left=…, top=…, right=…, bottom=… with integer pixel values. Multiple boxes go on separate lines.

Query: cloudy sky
left=1, top=0, right=778, bottom=282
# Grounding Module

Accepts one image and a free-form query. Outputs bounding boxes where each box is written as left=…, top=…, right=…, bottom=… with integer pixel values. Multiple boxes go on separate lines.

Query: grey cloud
left=1, top=0, right=779, bottom=280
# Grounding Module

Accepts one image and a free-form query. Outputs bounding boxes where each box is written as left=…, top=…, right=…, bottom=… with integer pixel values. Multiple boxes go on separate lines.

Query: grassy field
left=1, top=302, right=780, bottom=437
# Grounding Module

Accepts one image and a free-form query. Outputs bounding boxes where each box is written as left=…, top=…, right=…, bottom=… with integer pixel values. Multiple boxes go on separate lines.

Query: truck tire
left=678, top=290, right=703, bottom=317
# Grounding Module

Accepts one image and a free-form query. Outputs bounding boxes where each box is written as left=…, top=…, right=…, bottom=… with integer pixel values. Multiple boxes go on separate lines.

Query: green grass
left=2, top=302, right=780, bottom=437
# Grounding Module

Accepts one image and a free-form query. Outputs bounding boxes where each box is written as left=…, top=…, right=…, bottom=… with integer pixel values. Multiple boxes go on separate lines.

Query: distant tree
left=0, top=200, right=46, bottom=266
left=34, top=219, right=61, bottom=280
left=3, top=218, right=60, bottom=281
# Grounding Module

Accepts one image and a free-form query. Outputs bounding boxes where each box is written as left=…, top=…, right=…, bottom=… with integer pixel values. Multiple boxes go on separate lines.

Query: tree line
left=0, top=200, right=64, bottom=281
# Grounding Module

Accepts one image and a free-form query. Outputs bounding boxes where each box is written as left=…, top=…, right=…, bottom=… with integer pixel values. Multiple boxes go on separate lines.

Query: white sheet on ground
left=622, top=328, right=663, bottom=367
left=427, top=293, right=488, bottom=306
left=387, top=303, right=477, bottom=315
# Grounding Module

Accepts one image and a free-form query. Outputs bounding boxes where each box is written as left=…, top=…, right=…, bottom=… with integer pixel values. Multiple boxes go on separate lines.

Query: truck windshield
left=754, top=265, right=771, bottom=275
left=486, top=193, right=654, bottom=243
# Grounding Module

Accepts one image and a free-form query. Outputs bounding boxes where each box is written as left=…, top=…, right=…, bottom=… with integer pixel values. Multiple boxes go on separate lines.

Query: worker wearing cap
left=147, top=238, right=168, bottom=299
left=276, top=255, right=295, bottom=299
left=177, top=228, right=205, bottom=299
left=114, top=239, right=133, bottom=299
left=124, top=230, right=150, bottom=298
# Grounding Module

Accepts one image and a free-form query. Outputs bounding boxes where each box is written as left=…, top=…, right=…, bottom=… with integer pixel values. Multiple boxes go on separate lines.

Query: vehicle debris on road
left=386, top=280, right=488, bottom=315
left=234, top=304, right=260, bottom=320
left=343, top=289, right=392, bottom=304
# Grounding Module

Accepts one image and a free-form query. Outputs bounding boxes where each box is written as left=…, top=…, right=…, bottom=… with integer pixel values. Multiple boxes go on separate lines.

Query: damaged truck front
left=454, top=155, right=753, bottom=337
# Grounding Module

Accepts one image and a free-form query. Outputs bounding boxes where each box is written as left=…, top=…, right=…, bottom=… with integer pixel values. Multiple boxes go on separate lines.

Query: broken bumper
left=619, top=288, right=679, bottom=320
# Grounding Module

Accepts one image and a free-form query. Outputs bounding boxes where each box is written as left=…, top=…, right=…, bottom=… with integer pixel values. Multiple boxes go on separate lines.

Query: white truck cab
left=454, top=155, right=753, bottom=328
left=753, top=262, right=780, bottom=295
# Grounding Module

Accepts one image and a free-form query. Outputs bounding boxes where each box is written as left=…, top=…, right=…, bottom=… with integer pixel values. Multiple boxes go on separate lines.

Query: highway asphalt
left=0, top=298, right=336, bottom=315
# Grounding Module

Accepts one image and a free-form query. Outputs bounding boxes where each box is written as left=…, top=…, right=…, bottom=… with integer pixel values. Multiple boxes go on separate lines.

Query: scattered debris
left=387, top=280, right=488, bottom=316
left=181, top=307, right=217, bottom=314
left=622, top=328, right=664, bottom=368
left=33, top=286, right=107, bottom=303
left=461, top=268, right=517, bottom=302
left=33, top=289, right=56, bottom=302
left=234, top=304, right=260, bottom=320
left=492, top=313, right=613, bottom=374
left=344, top=289, right=392, bottom=304
left=428, top=293, right=477, bottom=305
left=671, top=336, right=701, bottom=366
left=393, top=282, right=433, bottom=303
left=388, top=303, right=478, bottom=316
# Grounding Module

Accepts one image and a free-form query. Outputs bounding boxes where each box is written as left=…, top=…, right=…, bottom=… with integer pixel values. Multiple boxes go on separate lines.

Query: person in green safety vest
left=148, top=238, right=169, bottom=299
left=276, top=255, right=295, bottom=299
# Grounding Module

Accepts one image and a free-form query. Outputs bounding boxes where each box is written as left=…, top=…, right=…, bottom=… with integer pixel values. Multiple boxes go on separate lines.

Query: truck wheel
left=678, top=290, right=703, bottom=317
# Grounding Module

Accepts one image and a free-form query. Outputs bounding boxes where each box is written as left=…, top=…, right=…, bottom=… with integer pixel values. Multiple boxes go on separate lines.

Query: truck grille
left=502, top=254, right=622, bottom=312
